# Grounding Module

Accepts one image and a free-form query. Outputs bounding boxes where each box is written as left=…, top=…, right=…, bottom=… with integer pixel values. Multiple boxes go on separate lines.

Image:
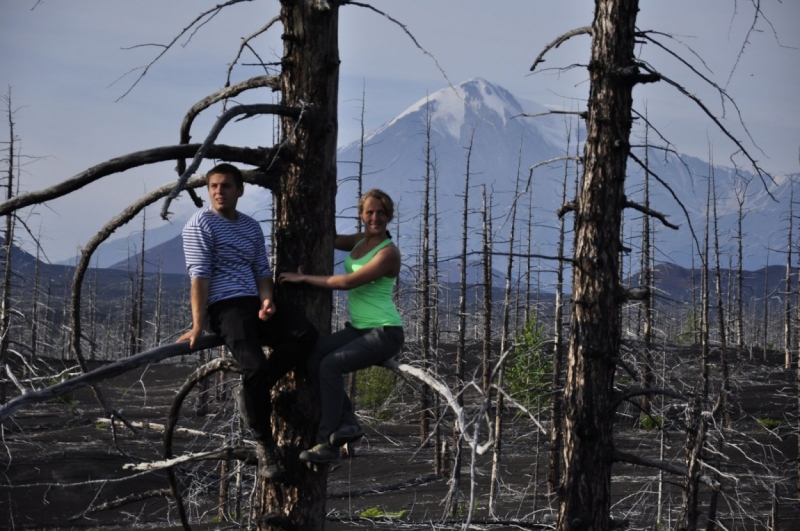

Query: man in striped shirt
left=178, top=163, right=318, bottom=479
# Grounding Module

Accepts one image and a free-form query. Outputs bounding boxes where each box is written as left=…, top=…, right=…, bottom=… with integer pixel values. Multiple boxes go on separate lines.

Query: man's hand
left=177, top=327, right=203, bottom=348
left=259, top=298, right=276, bottom=321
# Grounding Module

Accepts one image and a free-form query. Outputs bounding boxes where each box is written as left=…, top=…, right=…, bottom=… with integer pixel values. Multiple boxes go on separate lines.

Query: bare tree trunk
left=256, top=3, right=341, bottom=529
left=786, top=182, right=794, bottom=369
left=640, top=117, right=653, bottom=418
left=556, top=1, right=641, bottom=528
left=420, top=97, right=433, bottom=450
left=135, top=211, right=146, bottom=355
left=0, top=90, right=15, bottom=404
left=489, top=136, right=523, bottom=514
left=481, top=188, right=493, bottom=397
left=30, top=240, right=41, bottom=372
left=446, top=130, right=474, bottom=517
left=735, top=181, right=747, bottom=349
left=548, top=127, right=573, bottom=496
left=711, top=160, right=730, bottom=430
left=764, top=249, right=770, bottom=360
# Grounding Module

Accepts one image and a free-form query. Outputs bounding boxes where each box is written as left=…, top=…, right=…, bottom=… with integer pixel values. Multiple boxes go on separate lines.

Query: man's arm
left=257, top=276, right=276, bottom=321
left=177, top=277, right=210, bottom=347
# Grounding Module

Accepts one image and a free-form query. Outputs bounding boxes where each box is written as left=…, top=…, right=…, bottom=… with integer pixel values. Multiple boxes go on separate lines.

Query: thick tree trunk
left=256, top=2, right=340, bottom=530
left=557, top=1, right=639, bottom=529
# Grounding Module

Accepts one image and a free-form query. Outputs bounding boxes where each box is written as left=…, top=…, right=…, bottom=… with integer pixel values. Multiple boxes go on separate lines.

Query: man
left=178, top=163, right=318, bottom=479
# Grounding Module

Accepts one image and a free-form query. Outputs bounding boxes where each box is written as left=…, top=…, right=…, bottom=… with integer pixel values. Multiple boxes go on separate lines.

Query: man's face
left=207, top=172, right=243, bottom=217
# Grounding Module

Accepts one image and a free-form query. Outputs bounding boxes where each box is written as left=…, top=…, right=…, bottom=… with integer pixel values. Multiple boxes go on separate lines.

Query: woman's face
left=361, top=197, right=389, bottom=235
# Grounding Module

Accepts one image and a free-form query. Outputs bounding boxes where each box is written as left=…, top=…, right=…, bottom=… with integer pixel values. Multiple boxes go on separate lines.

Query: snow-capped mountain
left=336, top=78, right=795, bottom=277
left=72, top=78, right=794, bottom=283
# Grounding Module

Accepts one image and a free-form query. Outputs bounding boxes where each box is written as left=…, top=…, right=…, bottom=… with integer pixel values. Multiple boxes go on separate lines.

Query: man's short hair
left=207, top=163, right=244, bottom=189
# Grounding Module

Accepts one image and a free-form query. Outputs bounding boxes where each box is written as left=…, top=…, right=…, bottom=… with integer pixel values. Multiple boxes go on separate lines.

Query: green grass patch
left=359, top=507, right=408, bottom=519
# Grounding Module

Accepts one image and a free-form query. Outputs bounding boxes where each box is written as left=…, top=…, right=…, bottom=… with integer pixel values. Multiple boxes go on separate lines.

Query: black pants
left=208, top=296, right=318, bottom=441
left=307, top=323, right=404, bottom=444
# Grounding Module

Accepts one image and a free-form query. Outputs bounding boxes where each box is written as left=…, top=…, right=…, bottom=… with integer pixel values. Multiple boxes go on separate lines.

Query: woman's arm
left=279, top=245, right=400, bottom=291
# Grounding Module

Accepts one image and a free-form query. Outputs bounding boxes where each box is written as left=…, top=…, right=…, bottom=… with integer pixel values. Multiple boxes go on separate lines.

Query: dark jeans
left=208, top=296, right=318, bottom=442
left=308, top=323, right=404, bottom=444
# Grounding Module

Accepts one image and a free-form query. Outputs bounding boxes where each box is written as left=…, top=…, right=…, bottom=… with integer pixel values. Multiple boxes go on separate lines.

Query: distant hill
left=628, top=262, right=794, bottom=304
left=108, top=234, right=187, bottom=276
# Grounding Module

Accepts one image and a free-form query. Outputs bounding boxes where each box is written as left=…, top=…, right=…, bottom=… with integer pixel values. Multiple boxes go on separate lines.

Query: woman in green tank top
left=279, top=189, right=405, bottom=464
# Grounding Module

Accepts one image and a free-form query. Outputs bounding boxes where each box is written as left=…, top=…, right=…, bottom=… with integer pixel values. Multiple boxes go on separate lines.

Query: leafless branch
left=628, top=151, right=703, bottom=266
left=637, top=63, right=775, bottom=196
left=0, top=334, right=224, bottom=420
left=110, top=0, right=254, bottom=100
left=623, top=198, right=680, bottom=230
left=344, top=1, right=456, bottom=92
left=530, top=26, right=592, bottom=72
left=162, top=103, right=300, bottom=220
left=225, top=17, right=281, bottom=86
left=68, top=489, right=171, bottom=521
left=125, top=445, right=253, bottom=472
left=0, top=144, right=269, bottom=217
left=178, top=75, right=280, bottom=173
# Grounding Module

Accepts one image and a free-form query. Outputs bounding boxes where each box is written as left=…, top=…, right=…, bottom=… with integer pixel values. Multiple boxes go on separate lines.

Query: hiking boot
left=256, top=443, right=283, bottom=481
left=329, top=423, right=364, bottom=447
left=299, top=443, right=339, bottom=464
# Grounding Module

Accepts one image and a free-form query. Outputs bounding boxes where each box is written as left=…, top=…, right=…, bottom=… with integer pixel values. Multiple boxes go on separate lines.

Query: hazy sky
left=1, top=0, right=798, bottom=262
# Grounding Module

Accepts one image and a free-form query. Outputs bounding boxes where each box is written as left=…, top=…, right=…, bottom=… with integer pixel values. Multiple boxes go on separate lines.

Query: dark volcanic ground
left=2, top=345, right=800, bottom=530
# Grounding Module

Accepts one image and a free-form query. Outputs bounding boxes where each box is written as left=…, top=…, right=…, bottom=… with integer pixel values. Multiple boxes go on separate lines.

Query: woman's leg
left=316, top=326, right=403, bottom=444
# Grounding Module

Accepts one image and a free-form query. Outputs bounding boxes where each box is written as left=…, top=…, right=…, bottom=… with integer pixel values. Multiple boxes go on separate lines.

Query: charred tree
left=445, top=130, right=474, bottom=517
left=544, top=2, right=644, bottom=528
left=256, top=3, right=341, bottom=529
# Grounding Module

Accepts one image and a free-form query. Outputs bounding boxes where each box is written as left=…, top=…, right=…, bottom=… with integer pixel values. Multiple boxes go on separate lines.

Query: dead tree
left=0, top=89, right=16, bottom=404
left=419, top=96, right=433, bottom=449
left=786, top=181, right=794, bottom=369
left=535, top=3, right=645, bottom=527
left=639, top=117, right=654, bottom=419
left=445, top=129, right=474, bottom=517
left=733, top=178, right=748, bottom=349
left=481, top=187, right=493, bottom=397
left=711, top=156, right=731, bottom=430
left=489, top=134, right=524, bottom=514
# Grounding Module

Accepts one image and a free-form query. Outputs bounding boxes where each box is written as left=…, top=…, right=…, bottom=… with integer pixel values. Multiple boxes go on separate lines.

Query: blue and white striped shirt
left=182, top=207, right=272, bottom=306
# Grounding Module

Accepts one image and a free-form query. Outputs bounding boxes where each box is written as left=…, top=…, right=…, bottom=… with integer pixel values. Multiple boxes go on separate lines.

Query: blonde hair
left=358, top=189, right=395, bottom=222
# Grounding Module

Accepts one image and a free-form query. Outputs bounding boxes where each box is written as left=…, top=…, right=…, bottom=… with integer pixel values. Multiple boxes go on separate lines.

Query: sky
left=0, top=0, right=798, bottom=263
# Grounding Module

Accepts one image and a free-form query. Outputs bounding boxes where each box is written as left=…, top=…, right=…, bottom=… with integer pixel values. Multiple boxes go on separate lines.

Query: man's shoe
left=258, top=460, right=282, bottom=480
left=329, top=423, right=364, bottom=447
left=299, top=443, right=339, bottom=463
left=256, top=443, right=283, bottom=481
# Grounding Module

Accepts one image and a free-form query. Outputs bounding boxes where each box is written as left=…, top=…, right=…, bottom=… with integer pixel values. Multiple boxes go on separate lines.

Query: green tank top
left=344, top=238, right=403, bottom=329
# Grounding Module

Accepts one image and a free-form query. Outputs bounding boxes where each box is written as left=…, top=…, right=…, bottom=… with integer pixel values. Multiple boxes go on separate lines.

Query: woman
left=279, top=189, right=405, bottom=463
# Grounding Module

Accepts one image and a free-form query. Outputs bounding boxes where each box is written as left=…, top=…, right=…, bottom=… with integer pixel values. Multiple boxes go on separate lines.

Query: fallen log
left=0, top=335, right=224, bottom=421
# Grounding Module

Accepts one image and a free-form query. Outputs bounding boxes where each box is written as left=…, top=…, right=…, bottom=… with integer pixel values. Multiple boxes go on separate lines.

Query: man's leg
left=208, top=297, right=274, bottom=442
left=256, top=297, right=319, bottom=388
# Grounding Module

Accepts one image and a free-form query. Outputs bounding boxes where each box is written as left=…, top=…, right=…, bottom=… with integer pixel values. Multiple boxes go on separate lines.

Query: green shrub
left=506, top=317, right=551, bottom=412
left=356, top=365, right=397, bottom=420
left=359, top=507, right=408, bottom=519
left=757, top=417, right=782, bottom=430
left=640, top=415, right=663, bottom=431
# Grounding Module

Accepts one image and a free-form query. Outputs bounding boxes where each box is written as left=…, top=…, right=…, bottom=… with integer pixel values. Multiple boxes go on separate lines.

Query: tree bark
left=256, top=2, right=340, bottom=530
left=557, top=1, right=640, bottom=529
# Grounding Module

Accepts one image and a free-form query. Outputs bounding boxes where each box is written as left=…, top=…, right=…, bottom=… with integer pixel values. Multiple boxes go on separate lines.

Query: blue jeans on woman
left=308, top=323, right=404, bottom=444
